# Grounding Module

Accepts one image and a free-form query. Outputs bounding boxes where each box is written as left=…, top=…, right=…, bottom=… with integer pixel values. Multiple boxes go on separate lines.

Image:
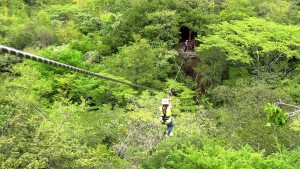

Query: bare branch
left=288, top=109, right=300, bottom=118
left=275, top=101, right=300, bottom=109
left=274, top=101, right=300, bottom=118
left=284, top=65, right=298, bottom=75
left=267, top=53, right=284, bottom=69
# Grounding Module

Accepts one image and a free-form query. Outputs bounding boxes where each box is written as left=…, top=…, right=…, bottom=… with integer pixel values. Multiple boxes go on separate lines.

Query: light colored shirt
left=159, top=107, right=172, bottom=124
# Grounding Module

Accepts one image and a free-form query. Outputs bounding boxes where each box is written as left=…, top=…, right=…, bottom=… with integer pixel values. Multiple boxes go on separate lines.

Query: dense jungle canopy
left=0, top=0, right=300, bottom=168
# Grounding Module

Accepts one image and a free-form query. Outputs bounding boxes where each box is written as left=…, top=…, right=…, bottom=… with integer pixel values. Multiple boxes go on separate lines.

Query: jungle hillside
left=0, top=0, right=300, bottom=168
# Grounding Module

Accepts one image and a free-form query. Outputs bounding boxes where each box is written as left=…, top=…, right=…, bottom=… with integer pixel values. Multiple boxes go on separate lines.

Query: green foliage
left=223, top=67, right=251, bottom=86
left=290, top=119, right=300, bottom=131
left=165, top=79, right=197, bottom=113
left=0, top=67, right=126, bottom=168
left=117, top=103, right=218, bottom=167
left=280, top=74, right=300, bottom=104
left=256, top=0, right=295, bottom=24
left=196, top=17, right=300, bottom=90
left=0, top=63, right=46, bottom=168
left=0, top=100, right=126, bottom=168
left=35, top=26, right=56, bottom=46
left=195, top=45, right=228, bottom=90
left=32, top=11, right=56, bottom=46
left=143, top=136, right=300, bottom=169
left=23, top=45, right=138, bottom=107
left=143, top=10, right=179, bottom=47
left=220, top=0, right=256, bottom=21
left=74, top=13, right=102, bottom=34
left=0, top=0, right=28, bottom=16
left=211, top=81, right=298, bottom=153
left=198, top=17, right=300, bottom=65
left=5, top=24, right=36, bottom=49
left=100, top=1, right=151, bottom=51
left=55, top=73, right=138, bottom=107
left=101, top=36, right=174, bottom=88
left=70, top=35, right=111, bottom=56
left=265, top=148, right=300, bottom=168
left=44, top=4, right=77, bottom=21
left=1, top=0, right=300, bottom=168
left=36, top=0, right=73, bottom=6
left=57, top=20, right=82, bottom=44
left=265, top=103, right=287, bottom=126
left=34, top=45, right=86, bottom=74
left=0, top=53, right=20, bottom=75
left=114, top=111, right=162, bottom=165
left=151, top=0, right=221, bottom=32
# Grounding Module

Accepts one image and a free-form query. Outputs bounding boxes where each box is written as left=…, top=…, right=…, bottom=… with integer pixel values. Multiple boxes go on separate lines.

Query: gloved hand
left=168, top=90, right=173, bottom=96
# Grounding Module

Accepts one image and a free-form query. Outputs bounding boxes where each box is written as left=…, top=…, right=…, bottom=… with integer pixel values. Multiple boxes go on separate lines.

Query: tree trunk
left=189, top=30, right=192, bottom=43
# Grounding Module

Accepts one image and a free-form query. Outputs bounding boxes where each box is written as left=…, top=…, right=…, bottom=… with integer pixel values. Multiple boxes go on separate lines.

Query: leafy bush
left=210, top=81, right=297, bottom=153
left=143, top=137, right=299, bottom=169
left=280, top=74, right=300, bottom=104
left=264, top=103, right=287, bottom=126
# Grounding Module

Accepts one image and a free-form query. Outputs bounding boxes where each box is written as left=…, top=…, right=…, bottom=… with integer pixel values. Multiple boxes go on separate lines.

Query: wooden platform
left=178, top=44, right=198, bottom=59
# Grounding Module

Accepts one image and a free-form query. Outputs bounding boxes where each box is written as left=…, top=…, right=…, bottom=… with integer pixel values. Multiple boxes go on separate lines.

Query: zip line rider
left=160, top=90, right=174, bottom=136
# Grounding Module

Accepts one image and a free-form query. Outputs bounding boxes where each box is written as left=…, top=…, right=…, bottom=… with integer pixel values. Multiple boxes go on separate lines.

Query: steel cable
left=0, top=45, right=162, bottom=91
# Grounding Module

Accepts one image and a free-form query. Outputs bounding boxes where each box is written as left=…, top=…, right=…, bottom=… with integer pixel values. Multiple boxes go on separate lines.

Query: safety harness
left=161, top=107, right=171, bottom=124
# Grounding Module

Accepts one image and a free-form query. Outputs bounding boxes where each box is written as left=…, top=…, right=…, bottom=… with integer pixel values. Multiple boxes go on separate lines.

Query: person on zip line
left=160, top=90, right=174, bottom=136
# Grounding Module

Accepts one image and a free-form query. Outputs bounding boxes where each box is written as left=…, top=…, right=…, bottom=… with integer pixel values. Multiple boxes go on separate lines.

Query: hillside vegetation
left=0, top=0, right=300, bottom=168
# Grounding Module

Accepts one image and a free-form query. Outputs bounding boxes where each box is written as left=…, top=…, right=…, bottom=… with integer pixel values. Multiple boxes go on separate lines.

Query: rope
left=171, top=54, right=186, bottom=89
left=0, top=45, right=162, bottom=91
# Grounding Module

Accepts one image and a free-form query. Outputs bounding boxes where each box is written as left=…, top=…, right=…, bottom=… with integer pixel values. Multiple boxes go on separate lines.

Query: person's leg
left=166, top=120, right=174, bottom=136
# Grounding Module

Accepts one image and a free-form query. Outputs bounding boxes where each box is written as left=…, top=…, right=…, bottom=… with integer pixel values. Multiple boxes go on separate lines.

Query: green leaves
left=101, top=37, right=173, bottom=89
left=258, top=0, right=293, bottom=24
left=143, top=136, right=299, bottom=169
left=195, top=17, right=300, bottom=92
left=220, top=0, right=256, bottom=21
left=198, top=17, right=300, bottom=66
left=211, top=81, right=296, bottom=153
left=1, top=0, right=300, bottom=168
left=143, top=10, right=179, bottom=46
left=264, top=103, right=287, bottom=126
left=280, top=74, right=300, bottom=104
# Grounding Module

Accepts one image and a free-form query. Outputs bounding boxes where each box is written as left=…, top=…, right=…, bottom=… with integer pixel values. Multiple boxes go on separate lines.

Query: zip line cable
left=174, top=56, right=185, bottom=82
left=170, top=54, right=186, bottom=90
left=0, top=45, right=186, bottom=93
left=0, top=45, right=161, bottom=91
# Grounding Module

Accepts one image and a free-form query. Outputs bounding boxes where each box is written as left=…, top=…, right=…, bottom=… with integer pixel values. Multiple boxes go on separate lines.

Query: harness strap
left=162, top=115, right=170, bottom=121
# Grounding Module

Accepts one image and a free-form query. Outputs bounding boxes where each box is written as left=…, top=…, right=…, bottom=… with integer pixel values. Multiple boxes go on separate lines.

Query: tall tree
left=196, top=17, right=300, bottom=90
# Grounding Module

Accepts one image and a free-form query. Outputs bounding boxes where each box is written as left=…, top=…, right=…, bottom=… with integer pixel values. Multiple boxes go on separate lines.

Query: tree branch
left=284, top=65, right=298, bottom=75
left=275, top=101, right=300, bottom=109
left=275, top=101, right=300, bottom=118
left=267, top=53, right=284, bottom=70
left=288, top=109, right=300, bottom=118
left=0, top=68, right=13, bottom=74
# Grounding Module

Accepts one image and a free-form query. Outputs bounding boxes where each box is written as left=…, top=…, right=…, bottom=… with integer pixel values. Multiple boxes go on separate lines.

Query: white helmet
left=162, top=98, right=169, bottom=105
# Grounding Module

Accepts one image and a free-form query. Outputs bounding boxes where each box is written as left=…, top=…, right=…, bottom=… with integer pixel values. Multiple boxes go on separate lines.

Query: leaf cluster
left=265, top=103, right=288, bottom=126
